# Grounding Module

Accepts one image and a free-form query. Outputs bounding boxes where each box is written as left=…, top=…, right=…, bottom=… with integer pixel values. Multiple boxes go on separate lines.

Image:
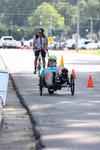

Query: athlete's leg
left=41, top=50, right=46, bottom=68
left=42, top=57, right=46, bottom=68
left=34, top=50, right=39, bottom=74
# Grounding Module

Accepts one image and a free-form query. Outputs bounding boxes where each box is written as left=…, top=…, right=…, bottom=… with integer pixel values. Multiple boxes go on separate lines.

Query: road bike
left=37, top=49, right=49, bottom=77
left=37, top=51, right=42, bottom=77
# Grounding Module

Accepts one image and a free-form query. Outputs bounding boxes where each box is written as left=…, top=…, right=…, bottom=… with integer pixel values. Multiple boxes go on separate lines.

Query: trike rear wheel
left=70, top=74, right=75, bottom=95
left=39, top=76, right=43, bottom=96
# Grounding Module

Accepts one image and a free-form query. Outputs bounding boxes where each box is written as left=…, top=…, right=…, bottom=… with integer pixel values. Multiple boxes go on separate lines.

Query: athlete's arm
left=43, top=36, right=48, bottom=51
left=33, top=36, right=36, bottom=50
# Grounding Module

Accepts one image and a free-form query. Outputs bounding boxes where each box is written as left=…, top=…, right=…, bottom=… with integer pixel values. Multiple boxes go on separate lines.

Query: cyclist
left=33, top=28, right=48, bottom=74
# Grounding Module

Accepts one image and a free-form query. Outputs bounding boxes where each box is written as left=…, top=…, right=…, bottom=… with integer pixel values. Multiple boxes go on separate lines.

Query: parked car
left=1, top=36, right=17, bottom=48
left=65, top=39, right=76, bottom=49
left=84, top=42, right=98, bottom=50
left=15, top=40, right=21, bottom=49
left=97, top=41, right=100, bottom=49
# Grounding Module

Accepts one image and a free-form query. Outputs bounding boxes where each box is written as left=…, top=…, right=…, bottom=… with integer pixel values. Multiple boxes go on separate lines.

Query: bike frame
left=37, top=50, right=42, bottom=77
left=37, top=49, right=49, bottom=77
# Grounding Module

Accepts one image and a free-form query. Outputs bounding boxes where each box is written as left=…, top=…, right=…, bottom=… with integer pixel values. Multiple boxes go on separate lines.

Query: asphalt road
left=0, top=48, right=100, bottom=150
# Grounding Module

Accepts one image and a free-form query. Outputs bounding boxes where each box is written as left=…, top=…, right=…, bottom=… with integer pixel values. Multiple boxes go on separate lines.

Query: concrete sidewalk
left=0, top=76, right=36, bottom=150
left=0, top=56, right=36, bottom=149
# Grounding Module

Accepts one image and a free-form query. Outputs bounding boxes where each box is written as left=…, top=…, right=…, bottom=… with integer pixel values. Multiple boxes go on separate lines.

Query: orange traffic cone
left=60, top=55, right=64, bottom=67
left=72, top=69, right=76, bottom=79
left=87, top=75, right=94, bottom=88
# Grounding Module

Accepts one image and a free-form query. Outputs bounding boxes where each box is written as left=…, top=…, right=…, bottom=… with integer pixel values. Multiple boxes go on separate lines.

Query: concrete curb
left=0, top=55, right=44, bottom=149
left=0, top=96, right=3, bottom=130
left=9, top=74, right=45, bottom=150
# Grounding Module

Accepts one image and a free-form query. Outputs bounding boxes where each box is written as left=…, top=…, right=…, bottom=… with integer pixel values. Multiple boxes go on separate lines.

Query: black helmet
left=38, top=28, right=44, bottom=33
left=48, top=55, right=57, bottom=62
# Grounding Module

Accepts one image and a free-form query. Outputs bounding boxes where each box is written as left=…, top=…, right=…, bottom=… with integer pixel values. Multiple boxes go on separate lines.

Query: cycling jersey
left=33, top=35, right=48, bottom=50
left=40, top=66, right=57, bottom=75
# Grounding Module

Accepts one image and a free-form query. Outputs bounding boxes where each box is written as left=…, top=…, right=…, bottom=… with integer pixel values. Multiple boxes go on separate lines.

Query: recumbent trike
left=39, top=68, right=75, bottom=96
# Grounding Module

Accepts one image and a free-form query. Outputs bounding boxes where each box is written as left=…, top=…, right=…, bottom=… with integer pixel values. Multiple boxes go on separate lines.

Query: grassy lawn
left=67, top=49, right=100, bottom=55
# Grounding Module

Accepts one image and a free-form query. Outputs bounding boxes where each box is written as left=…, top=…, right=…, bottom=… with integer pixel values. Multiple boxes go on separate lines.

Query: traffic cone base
left=72, top=69, right=76, bottom=79
left=87, top=75, right=94, bottom=88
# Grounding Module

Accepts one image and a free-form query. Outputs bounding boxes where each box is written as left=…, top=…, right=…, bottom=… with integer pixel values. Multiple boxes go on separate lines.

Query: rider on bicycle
left=33, top=28, right=48, bottom=74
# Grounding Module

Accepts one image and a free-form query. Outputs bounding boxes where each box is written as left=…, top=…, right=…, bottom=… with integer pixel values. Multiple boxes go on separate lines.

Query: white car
left=15, top=40, right=21, bottom=48
left=97, top=41, right=100, bottom=49
left=1, top=36, right=17, bottom=48
left=85, top=42, right=98, bottom=50
left=65, top=39, right=76, bottom=49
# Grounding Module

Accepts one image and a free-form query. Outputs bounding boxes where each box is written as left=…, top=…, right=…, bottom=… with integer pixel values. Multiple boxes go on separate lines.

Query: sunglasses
left=49, top=60, right=56, bottom=63
left=38, top=30, right=43, bottom=33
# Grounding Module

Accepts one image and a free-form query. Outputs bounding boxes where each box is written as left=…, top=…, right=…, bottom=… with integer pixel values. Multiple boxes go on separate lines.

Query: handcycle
left=39, top=68, right=75, bottom=96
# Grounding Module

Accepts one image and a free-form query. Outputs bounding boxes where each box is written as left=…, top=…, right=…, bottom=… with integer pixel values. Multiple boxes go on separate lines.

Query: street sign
left=48, top=36, right=53, bottom=42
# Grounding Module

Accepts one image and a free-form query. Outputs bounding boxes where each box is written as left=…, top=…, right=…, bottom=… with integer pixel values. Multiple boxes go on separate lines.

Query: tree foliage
left=28, top=2, right=64, bottom=35
left=0, top=0, right=100, bottom=40
left=53, top=2, right=76, bottom=30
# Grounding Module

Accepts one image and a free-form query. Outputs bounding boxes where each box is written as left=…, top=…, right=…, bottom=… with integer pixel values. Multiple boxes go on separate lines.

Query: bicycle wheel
left=39, top=76, right=43, bottom=96
left=48, top=89, right=54, bottom=95
left=48, top=85, right=54, bottom=95
left=70, top=74, right=75, bottom=95
left=38, top=57, right=41, bottom=77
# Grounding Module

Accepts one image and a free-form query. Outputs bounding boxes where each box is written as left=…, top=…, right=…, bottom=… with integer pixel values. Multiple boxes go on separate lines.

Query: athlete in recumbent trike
left=39, top=55, right=75, bottom=95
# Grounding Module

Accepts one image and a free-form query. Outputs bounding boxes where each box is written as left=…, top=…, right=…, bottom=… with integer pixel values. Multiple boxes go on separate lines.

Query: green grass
left=67, top=49, right=100, bottom=55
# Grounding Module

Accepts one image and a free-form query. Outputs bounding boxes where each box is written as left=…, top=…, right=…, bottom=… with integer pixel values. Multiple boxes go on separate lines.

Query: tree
left=79, top=0, right=100, bottom=38
left=0, top=0, right=100, bottom=39
left=27, top=2, right=64, bottom=35
left=0, top=0, right=36, bottom=26
left=53, top=2, right=76, bottom=30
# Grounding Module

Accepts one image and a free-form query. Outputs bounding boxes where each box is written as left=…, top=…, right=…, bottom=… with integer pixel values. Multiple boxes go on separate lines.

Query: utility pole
left=90, top=17, right=93, bottom=40
left=76, top=0, right=80, bottom=52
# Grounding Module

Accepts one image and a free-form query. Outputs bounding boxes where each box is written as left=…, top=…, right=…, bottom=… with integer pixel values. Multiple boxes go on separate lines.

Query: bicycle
left=37, top=50, right=42, bottom=77
left=37, top=49, right=49, bottom=77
